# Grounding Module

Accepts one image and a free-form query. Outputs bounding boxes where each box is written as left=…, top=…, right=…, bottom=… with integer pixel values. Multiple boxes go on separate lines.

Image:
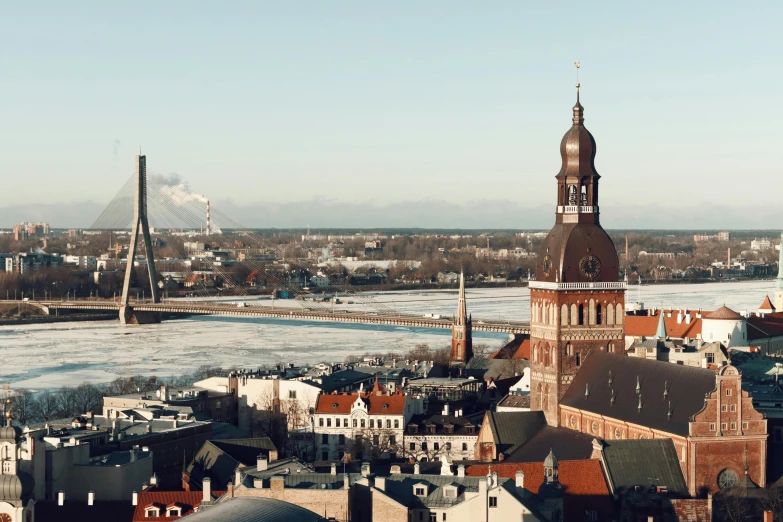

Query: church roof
left=598, top=439, right=689, bottom=496
left=560, top=352, right=717, bottom=437
left=760, top=296, right=776, bottom=311
left=704, top=306, right=743, bottom=321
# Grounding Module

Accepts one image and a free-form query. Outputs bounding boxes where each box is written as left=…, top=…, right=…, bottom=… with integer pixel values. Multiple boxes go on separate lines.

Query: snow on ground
left=0, top=280, right=776, bottom=389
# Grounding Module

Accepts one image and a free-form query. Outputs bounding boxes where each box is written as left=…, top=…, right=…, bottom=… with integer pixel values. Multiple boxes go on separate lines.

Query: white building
left=701, top=306, right=748, bottom=347
left=64, top=255, right=97, bottom=269
left=309, top=273, right=330, bottom=288
left=751, top=238, right=772, bottom=251
left=312, top=380, right=423, bottom=461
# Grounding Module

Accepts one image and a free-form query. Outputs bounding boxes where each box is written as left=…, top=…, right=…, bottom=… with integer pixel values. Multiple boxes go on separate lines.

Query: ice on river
left=0, top=280, right=776, bottom=389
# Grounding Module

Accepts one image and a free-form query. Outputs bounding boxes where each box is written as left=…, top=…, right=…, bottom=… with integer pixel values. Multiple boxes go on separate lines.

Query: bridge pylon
left=120, top=155, right=162, bottom=325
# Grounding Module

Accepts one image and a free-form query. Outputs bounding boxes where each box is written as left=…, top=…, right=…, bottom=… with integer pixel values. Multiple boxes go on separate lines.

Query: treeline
left=8, top=365, right=228, bottom=426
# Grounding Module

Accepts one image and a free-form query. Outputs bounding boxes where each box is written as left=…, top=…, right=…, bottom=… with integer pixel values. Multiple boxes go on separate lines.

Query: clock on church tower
left=528, top=83, right=626, bottom=427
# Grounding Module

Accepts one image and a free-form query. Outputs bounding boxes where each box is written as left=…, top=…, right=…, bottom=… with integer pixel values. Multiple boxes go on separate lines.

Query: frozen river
left=0, top=280, right=776, bottom=389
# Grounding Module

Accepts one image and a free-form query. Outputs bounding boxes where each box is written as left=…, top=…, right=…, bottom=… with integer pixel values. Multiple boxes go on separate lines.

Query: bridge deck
left=22, top=301, right=530, bottom=334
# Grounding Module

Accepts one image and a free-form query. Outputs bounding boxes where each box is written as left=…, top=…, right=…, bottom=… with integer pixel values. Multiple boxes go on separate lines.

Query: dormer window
left=426, top=424, right=436, bottom=434
left=166, top=503, right=184, bottom=517
left=144, top=504, right=163, bottom=518
left=444, top=424, right=454, bottom=434
left=414, top=484, right=428, bottom=497
left=443, top=485, right=458, bottom=499
left=408, top=425, right=418, bottom=434
left=465, top=425, right=475, bottom=435
left=382, top=404, right=389, bottom=410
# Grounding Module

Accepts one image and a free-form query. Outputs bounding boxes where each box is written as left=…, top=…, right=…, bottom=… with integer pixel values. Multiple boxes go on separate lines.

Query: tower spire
left=572, top=61, right=584, bottom=126
left=776, top=232, right=783, bottom=310
left=450, top=269, right=472, bottom=365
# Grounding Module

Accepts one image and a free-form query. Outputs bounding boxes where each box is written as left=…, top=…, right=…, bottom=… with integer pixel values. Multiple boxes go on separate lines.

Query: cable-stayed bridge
left=35, top=155, right=530, bottom=333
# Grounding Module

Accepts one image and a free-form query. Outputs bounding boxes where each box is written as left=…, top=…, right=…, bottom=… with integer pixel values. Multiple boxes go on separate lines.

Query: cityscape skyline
left=3, top=2, right=782, bottom=229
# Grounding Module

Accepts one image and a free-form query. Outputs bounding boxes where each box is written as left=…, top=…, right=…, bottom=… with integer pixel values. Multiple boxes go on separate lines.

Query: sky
left=2, top=2, right=782, bottom=228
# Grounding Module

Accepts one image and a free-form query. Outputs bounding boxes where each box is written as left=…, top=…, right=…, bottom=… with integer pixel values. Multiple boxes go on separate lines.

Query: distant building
left=751, top=238, right=773, bottom=251
left=12, top=221, right=49, bottom=241
left=4, top=252, right=63, bottom=273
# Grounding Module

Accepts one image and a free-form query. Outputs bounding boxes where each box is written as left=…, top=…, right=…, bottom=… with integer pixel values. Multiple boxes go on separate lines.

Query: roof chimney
left=414, top=462, right=420, bottom=475
left=202, top=477, right=211, bottom=503
left=58, top=491, right=65, bottom=506
left=88, top=491, right=94, bottom=506
left=235, top=470, right=242, bottom=486
left=457, top=465, right=465, bottom=477
left=132, top=491, right=138, bottom=506
left=343, top=474, right=350, bottom=490
left=515, top=470, right=525, bottom=489
left=331, top=463, right=337, bottom=476
left=257, top=454, right=267, bottom=472
left=375, top=476, right=386, bottom=491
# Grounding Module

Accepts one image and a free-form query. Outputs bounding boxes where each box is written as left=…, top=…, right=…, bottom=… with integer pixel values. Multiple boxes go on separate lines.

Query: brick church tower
left=451, top=271, right=473, bottom=365
left=529, top=84, right=626, bottom=426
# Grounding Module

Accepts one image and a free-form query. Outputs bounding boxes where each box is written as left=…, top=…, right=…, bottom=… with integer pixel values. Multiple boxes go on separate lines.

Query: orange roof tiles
left=314, top=392, right=406, bottom=415
left=625, top=310, right=706, bottom=339
left=760, top=296, right=776, bottom=311
left=133, top=490, right=225, bottom=521
left=704, top=305, right=743, bottom=320
left=466, top=460, right=613, bottom=520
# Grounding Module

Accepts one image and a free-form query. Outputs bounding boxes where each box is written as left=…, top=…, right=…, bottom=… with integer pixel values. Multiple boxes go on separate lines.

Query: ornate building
left=451, top=271, right=473, bottom=365
left=529, top=88, right=626, bottom=426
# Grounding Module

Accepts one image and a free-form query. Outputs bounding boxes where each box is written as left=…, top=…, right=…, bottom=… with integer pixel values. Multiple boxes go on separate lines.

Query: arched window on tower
left=607, top=304, right=615, bottom=325
left=596, top=303, right=603, bottom=325
left=576, top=352, right=581, bottom=367
left=543, top=384, right=549, bottom=412
left=538, top=383, right=544, bottom=410
left=589, top=299, right=596, bottom=325
left=568, top=185, right=577, bottom=205
left=456, top=343, right=461, bottom=359
left=561, top=304, right=569, bottom=326
left=571, top=304, right=578, bottom=326
left=616, top=305, right=624, bottom=325
left=578, top=304, right=585, bottom=325
left=580, top=185, right=588, bottom=206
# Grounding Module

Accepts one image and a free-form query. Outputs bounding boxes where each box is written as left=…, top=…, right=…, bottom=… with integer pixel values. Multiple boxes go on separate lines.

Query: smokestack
left=728, top=247, right=731, bottom=267
left=206, top=200, right=211, bottom=236
left=625, top=235, right=629, bottom=260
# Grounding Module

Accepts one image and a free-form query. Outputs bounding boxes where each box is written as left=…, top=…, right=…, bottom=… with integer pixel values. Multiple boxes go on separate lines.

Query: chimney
left=270, top=477, right=284, bottom=491
left=253, top=478, right=264, bottom=489
left=478, top=477, right=487, bottom=497
left=728, top=248, right=731, bottom=267
left=676, top=312, right=683, bottom=324
left=331, top=463, right=337, bottom=476
left=375, top=476, right=386, bottom=491
left=88, top=491, right=94, bottom=506
left=457, top=465, right=465, bottom=478
left=235, top=470, right=242, bottom=486
left=150, top=473, right=158, bottom=486
left=414, top=462, right=420, bottom=475
left=515, top=470, right=525, bottom=489
left=343, top=474, right=350, bottom=490
left=257, top=454, right=268, bottom=472
left=361, top=462, right=371, bottom=477
left=764, top=511, right=774, bottom=522
left=442, top=404, right=449, bottom=416
left=58, top=491, right=65, bottom=506
left=132, top=491, right=138, bottom=506
left=202, top=477, right=212, bottom=503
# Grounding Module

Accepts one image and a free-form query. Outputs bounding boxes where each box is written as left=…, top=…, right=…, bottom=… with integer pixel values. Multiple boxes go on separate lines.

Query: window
left=743, top=422, right=749, bottom=431
left=442, top=513, right=447, bottom=521
left=410, top=442, right=416, bottom=451
left=489, top=497, right=498, bottom=508
left=462, top=443, right=468, bottom=451
left=419, top=513, right=423, bottom=522
left=421, top=442, right=428, bottom=451
left=434, top=442, right=440, bottom=451
left=730, top=422, right=737, bottom=430
left=319, top=418, right=324, bottom=427
left=465, top=426, right=474, bottom=434
left=322, top=434, right=328, bottom=444
left=710, top=423, right=716, bottom=431
left=586, top=511, right=598, bottom=522
left=386, top=419, right=391, bottom=429
left=361, top=419, right=366, bottom=428
left=576, top=353, right=581, bottom=367
left=726, top=389, right=732, bottom=396
left=730, top=404, right=736, bottom=412
left=721, top=405, right=727, bottom=412
left=322, top=451, right=329, bottom=461
left=343, top=418, right=348, bottom=427
left=430, top=514, right=437, bottom=522
left=394, top=420, right=399, bottom=429
left=370, top=419, right=375, bottom=429
left=415, top=487, right=426, bottom=496
left=446, top=442, right=451, bottom=451
left=144, top=507, right=160, bottom=518
left=721, top=423, right=728, bottom=431
left=706, top=353, right=715, bottom=364
left=167, top=507, right=182, bottom=517
left=327, top=418, right=332, bottom=427
left=289, top=390, right=297, bottom=399
left=353, top=419, right=357, bottom=428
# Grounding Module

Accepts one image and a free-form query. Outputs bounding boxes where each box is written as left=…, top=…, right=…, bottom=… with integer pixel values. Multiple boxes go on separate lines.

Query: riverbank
left=0, top=313, right=116, bottom=326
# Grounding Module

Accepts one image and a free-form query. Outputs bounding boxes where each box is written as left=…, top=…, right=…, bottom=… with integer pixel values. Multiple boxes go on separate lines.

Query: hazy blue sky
left=2, top=2, right=781, bottom=227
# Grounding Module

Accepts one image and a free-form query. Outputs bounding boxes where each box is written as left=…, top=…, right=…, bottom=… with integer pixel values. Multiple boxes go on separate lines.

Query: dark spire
left=572, top=88, right=584, bottom=126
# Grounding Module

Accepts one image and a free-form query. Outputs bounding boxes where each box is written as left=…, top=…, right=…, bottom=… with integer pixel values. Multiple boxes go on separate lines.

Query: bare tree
left=10, top=390, right=35, bottom=425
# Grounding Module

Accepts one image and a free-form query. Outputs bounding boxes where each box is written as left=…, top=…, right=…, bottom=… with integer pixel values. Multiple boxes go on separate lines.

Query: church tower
left=776, top=232, right=783, bottom=311
left=451, top=271, right=473, bottom=364
left=529, top=78, right=626, bottom=426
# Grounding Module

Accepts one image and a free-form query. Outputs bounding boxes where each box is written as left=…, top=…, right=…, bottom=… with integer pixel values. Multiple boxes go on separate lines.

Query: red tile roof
left=466, top=460, right=614, bottom=521
left=490, top=337, right=530, bottom=360
left=748, top=312, right=783, bottom=341
left=625, top=310, right=705, bottom=339
left=314, top=392, right=406, bottom=415
left=133, top=490, right=225, bottom=522
left=760, top=296, right=776, bottom=311
left=670, top=499, right=711, bottom=522
left=704, top=305, right=743, bottom=320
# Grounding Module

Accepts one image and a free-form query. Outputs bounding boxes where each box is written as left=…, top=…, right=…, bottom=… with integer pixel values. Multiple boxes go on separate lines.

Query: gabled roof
left=503, top=425, right=595, bottom=463
left=560, top=352, right=717, bottom=437
left=466, top=460, right=614, bottom=521
left=747, top=312, right=783, bottom=341
left=760, top=296, right=776, bottom=311
left=186, top=438, right=277, bottom=488
left=497, top=394, right=530, bottom=409
left=599, top=439, right=689, bottom=496
left=484, top=411, right=545, bottom=457
left=314, top=392, right=405, bottom=415
left=625, top=311, right=704, bottom=340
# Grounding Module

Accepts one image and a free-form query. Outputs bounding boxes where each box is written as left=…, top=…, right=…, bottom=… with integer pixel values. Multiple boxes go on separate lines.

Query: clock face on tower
left=542, top=256, right=552, bottom=277
left=579, top=255, right=602, bottom=280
